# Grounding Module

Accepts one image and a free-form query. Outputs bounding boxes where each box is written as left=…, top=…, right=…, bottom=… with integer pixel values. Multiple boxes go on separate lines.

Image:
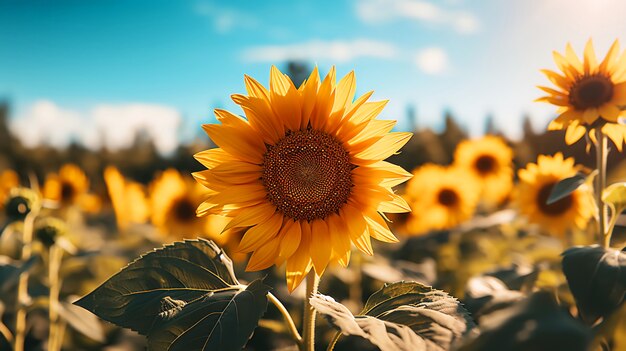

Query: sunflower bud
left=34, top=217, right=67, bottom=248
left=5, top=187, right=41, bottom=222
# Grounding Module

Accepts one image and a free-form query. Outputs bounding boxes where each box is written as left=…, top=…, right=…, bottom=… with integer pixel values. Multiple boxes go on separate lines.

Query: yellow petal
left=231, top=94, right=283, bottom=143
left=244, top=74, right=270, bottom=100
left=310, top=66, right=336, bottom=130
left=364, top=212, right=398, bottom=243
left=341, top=203, right=373, bottom=255
left=299, top=67, right=320, bottom=129
left=270, top=66, right=302, bottom=132
left=194, top=148, right=231, bottom=169
left=309, top=219, right=331, bottom=275
left=565, top=124, right=586, bottom=145
left=286, top=221, right=313, bottom=292
left=352, top=132, right=412, bottom=165
left=612, top=82, right=626, bottom=104
left=210, top=161, right=263, bottom=184
left=583, top=39, right=598, bottom=74
left=202, top=123, right=265, bottom=164
left=598, top=104, right=621, bottom=123
left=223, top=202, right=276, bottom=231
left=332, top=70, right=356, bottom=114
left=246, top=235, right=281, bottom=271
left=599, top=40, right=620, bottom=73
left=565, top=43, right=584, bottom=72
left=278, top=219, right=301, bottom=261
left=327, top=213, right=351, bottom=266
left=238, top=212, right=283, bottom=253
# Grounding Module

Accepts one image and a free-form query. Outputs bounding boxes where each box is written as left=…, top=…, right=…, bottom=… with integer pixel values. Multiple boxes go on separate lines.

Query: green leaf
left=547, top=172, right=587, bottom=205
left=561, top=245, right=626, bottom=324
left=148, top=279, right=270, bottom=351
left=74, top=239, right=270, bottom=351
left=317, top=281, right=476, bottom=351
left=457, top=291, right=591, bottom=351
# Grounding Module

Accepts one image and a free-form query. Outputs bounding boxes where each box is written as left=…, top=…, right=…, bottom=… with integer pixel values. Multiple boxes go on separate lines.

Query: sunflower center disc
left=537, top=182, right=573, bottom=216
left=60, top=182, right=75, bottom=202
left=262, top=129, right=353, bottom=221
left=437, top=188, right=459, bottom=207
left=570, top=75, right=613, bottom=110
left=171, top=198, right=197, bottom=222
left=474, top=155, right=497, bottom=175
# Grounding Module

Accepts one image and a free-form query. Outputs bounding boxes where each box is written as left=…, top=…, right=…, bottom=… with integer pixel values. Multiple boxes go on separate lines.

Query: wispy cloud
left=242, top=39, right=399, bottom=63
left=355, top=0, right=480, bottom=34
left=414, top=47, right=449, bottom=75
left=194, top=2, right=258, bottom=33
left=11, top=101, right=182, bottom=154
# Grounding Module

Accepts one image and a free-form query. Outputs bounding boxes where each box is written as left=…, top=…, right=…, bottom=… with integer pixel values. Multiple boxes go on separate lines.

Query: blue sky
left=1, top=0, right=625, bottom=153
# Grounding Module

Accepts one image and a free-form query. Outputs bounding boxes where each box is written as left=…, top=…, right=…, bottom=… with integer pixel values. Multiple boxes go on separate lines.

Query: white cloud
left=10, top=100, right=182, bottom=155
left=414, top=47, right=449, bottom=74
left=242, top=39, right=398, bottom=63
left=355, top=0, right=480, bottom=34
left=194, top=2, right=257, bottom=33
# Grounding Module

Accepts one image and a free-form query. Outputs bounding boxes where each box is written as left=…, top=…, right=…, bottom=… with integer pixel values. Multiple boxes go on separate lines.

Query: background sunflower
left=453, top=136, right=514, bottom=206
left=538, top=39, right=626, bottom=149
left=515, top=153, right=594, bottom=237
left=402, top=164, right=479, bottom=234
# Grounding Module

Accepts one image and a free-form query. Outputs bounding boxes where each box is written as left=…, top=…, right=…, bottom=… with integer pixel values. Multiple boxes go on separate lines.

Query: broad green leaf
left=561, top=245, right=626, bottom=324
left=319, top=281, right=475, bottom=350
left=547, top=172, right=587, bottom=205
left=148, top=279, right=270, bottom=351
left=75, top=239, right=270, bottom=351
left=457, top=291, right=591, bottom=351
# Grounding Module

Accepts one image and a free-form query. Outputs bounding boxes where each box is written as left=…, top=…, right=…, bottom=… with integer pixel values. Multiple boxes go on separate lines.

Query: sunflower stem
left=267, top=292, right=303, bottom=347
left=595, top=130, right=609, bottom=247
left=303, top=271, right=319, bottom=351
left=14, top=211, right=37, bottom=351
left=47, top=244, right=63, bottom=351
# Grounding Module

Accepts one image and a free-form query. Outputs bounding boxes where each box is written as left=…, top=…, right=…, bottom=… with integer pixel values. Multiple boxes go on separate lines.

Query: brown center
left=474, top=155, right=498, bottom=175
left=536, top=182, right=573, bottom=216
left=60, top=182, right=75, bottom=202
left=569, top=74, right=614, bottom=110
left=171, top=198, right=197, bottom=222
left=262, top=129, right=353, bottom=221
left=437, top=188, right=459, bottom=207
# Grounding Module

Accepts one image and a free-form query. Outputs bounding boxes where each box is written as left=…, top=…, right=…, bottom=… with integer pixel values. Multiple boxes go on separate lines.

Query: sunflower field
left=2, top=37, right=626, bottom=351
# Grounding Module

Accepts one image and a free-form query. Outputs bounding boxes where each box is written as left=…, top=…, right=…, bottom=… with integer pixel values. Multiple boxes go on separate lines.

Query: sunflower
left=104, top=166, right=149, bottom=230
left=453, top=136, right=513, bottom=205
left=516, top=153, right=594, bottom=236
left=149, top=168, right=215, bottom=240
left=43, top=164, right=89, bottom=205
left=537, top=39, right=626, bottom=149
left=402, top=164, right=479, bottom=234
left=194, top=66, right=412, bottom=291
left=0, top=169, right=19, bottom=209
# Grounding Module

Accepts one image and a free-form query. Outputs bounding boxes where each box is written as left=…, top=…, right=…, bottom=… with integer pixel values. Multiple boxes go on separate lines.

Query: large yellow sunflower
left=516, top=153, right=594, bottom=236
left=104, top=166, right=149, bottom=230
left=0, top=169, right=19, bottom=209
left=194, top=66, right=412, bottom=291
left=537, top=39, right=626, bottom=149
left=453, top=136, right=513, bottom=205
left=402, top=164, right=479, bottom=234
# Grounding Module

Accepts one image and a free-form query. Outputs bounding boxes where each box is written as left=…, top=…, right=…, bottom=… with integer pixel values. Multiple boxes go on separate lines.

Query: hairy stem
left=303, top=271, right=319, bottom=351
left=595, top=130, right=609, bottom=247
left=14, top=212, right=36, bottom=351
left=48, top=244, right=63, bottom=351
left=267, top=292, right=303, bottom=347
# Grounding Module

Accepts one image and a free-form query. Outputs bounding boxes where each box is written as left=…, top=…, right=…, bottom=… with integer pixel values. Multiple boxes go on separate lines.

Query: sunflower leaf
left=316, top=281, right=476, bottom=351
left=456, top=291, right=591, bottom=351
left=561, top=245, right=626, bottom=324
left=75, top=239, right=269, bottom=351
left=546, top=172, right=587, bottom=205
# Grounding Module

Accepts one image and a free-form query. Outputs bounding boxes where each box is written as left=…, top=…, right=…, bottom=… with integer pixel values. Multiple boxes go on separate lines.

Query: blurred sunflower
left=104, top=166, right=149, bottom=230
left=194, top=66, right=412, bottom=291
left=516, top=153, right=594, bottom=236
left=43, top=164, right=88, bottom=205
left=0, top=169, right=19, bottom=209
left=402, top=164, right=479, bottom=234
left=537, top=39, right=626, bottom=149
left=150, top=168, right=213, bottom=240
left=453, top=136, right=514, bottom=205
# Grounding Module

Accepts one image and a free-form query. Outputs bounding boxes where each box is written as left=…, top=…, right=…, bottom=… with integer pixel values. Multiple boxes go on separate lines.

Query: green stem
left=303, top=271, right=319, bottom=351
left=595, top=130, right=609, bottom=247
left=14, top=212, right=36, bottom=351
left=267, top=292, right=303, bottom=347
left=48, top=244, right=63, bottom=351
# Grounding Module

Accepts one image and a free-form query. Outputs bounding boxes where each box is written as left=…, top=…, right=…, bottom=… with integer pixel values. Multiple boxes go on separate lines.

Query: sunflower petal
left=310, top=219, right=331, bottom=275
left=238, top=213, right=283, bottom=253
left=246, top=235, right=281, bottom=271
left=286, top=221, right=313, bottom=292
